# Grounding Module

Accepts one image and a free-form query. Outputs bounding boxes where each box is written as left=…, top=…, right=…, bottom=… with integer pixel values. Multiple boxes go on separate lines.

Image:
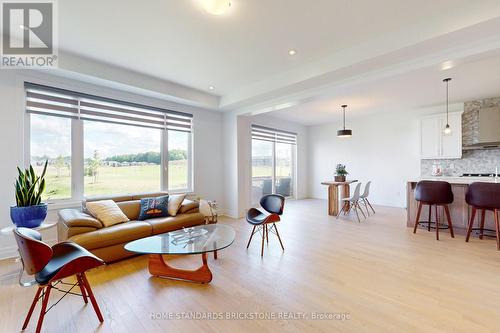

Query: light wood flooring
left=1, top=199, right=500, bottom=333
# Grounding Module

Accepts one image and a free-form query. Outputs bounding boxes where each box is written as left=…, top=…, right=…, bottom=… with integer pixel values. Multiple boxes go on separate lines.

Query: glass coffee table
left=124, top=224, right=235, bottom=283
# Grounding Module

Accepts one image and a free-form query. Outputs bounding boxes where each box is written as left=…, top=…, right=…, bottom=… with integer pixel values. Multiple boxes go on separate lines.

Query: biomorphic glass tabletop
left=124, top=224, right=235, bottom=255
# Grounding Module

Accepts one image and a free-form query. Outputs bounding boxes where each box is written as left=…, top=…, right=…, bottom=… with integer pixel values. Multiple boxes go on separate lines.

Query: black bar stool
left=413, top=180, right=455, bottom=240
left=465, top=182, right=500, bottom=250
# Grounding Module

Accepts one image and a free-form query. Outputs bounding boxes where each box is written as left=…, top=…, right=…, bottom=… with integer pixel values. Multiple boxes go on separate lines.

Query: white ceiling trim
left=224, top=17, right=500, bottom=116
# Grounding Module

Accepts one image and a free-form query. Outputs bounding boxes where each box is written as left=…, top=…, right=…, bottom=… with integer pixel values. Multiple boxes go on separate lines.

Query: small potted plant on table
left=335, top=164, right=348, bottom=182
left=10, top=161, right=48, bottom=228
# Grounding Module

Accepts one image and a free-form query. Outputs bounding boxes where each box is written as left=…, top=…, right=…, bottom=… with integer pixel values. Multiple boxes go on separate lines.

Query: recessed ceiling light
left=441, top=60, right=454, bottom=71
left=288, top=49, right=297, bottom=56
left=209, top=86, right=215, bottom=90
left=202, top=0, right=231, bottom=15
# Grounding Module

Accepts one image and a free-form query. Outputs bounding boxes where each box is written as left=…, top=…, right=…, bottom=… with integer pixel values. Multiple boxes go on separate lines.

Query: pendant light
left=443, top=78, right=452, bottom=135
left=337, top=105, right=352, bottom=137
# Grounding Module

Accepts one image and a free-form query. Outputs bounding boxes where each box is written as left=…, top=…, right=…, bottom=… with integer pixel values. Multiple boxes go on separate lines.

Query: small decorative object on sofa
left=199, top=199, right=218, bottom=224
left=334, top=164, right=348, bottom=182
left=138, top=195, right=169, bottom=220
left=10, top=161, right=48, bottom=228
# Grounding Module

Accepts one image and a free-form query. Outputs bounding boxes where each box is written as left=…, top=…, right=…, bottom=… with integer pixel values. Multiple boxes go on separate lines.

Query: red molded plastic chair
left=14, top=227, right=105, bottom=333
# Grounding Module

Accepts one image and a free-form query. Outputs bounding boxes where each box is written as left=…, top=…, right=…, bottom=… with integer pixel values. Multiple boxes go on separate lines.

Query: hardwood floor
left=1, top=199, right=500, bottom=332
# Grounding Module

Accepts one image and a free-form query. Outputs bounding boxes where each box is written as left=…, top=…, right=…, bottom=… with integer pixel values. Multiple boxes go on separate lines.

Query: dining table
left=321, top=180, right=358, bottom=216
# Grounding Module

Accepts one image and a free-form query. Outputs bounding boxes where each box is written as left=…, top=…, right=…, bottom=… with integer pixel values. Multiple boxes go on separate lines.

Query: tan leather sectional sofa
left=58, top=192, right=205, bottom=262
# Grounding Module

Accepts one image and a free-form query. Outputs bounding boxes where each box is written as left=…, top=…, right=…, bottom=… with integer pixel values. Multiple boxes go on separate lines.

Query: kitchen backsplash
left=421, top=97, right=500, bottom=176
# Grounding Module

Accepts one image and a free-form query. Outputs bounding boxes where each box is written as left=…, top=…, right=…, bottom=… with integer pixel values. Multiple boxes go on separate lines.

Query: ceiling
left=269, top=51, right=500, bottom=125
left=56, top=0, right=500, bottom=112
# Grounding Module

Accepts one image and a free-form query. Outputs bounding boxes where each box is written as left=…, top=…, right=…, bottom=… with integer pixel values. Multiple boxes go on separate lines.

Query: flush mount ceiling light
left=288, top=49, right=296, bottom=56
left=443, top=78, right=452, bottom=136
left=202, top=0, right=231, bottom=15
left=337, top=105, right=352, bottom=137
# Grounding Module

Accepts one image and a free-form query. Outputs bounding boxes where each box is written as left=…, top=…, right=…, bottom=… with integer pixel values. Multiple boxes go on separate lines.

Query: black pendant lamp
left=337, top=104, right=352, bottom=137
left=443, top=78, right=452, bottom=135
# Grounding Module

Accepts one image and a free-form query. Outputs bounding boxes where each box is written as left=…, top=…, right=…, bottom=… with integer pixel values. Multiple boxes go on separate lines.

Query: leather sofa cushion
left=145, top=213, right=205, bottom=234
left=70, top=221, right=152, bottom=250
left=117, top=200, right=141, bottom=220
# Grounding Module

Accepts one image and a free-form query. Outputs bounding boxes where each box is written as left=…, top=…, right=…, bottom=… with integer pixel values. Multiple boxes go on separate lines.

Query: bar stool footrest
left=417, top=221, right=450, bottom=230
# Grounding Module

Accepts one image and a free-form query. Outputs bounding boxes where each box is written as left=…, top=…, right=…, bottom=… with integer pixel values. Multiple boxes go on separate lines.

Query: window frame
left=24, top=84, right=194, bottom=207
left=250, top=125, right=297, bottom=205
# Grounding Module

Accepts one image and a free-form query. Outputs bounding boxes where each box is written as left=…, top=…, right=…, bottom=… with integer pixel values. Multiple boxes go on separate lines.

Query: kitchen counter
left=406, top=178, right=499, bottom=234
left=408, top=176, right=499, bottom=184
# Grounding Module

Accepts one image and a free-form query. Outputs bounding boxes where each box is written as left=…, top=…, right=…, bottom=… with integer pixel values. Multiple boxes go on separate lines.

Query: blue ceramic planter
left=10, top=204, right=48, bottom=228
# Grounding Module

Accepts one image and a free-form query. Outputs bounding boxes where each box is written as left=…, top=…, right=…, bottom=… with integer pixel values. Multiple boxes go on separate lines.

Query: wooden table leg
left=328, top=185, right=339, bottom=216
left=148, top=253, right=213, bottom=283
left=341, top=184, right=351, bottom=211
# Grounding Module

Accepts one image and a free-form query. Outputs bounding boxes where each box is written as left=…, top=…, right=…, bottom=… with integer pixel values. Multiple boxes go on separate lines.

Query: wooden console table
left=321, top=180, right=358, bottom=216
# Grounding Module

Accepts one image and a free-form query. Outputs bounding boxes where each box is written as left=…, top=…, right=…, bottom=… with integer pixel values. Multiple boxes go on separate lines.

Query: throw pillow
left=168, top=194, right=186, bottom=216
left=138, top=195, right=169, bottom=220
left=85, top=200, right=129, bottom=227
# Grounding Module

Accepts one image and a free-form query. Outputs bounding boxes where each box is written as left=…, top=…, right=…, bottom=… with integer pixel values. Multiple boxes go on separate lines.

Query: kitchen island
left=407, top=177, right=499, bottom=234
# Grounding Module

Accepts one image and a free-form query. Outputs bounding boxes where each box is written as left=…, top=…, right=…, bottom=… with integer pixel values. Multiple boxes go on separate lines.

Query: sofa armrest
left=58, top=209, right=103, bottom=241
left=59, top=209, right=103, bottom=228
left=178, top=199, right=200, bottom=214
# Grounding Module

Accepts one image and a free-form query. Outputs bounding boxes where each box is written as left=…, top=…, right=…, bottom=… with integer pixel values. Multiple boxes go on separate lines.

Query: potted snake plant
left=10, top=161, right=48, bottom=228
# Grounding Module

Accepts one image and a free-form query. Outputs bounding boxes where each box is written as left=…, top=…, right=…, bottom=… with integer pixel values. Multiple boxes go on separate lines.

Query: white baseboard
left=218, top=208, right=240, bottom=219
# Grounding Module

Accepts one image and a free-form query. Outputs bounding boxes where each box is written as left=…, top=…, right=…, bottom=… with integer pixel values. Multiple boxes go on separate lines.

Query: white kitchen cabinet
left=419, top=112, right=462, bottom=159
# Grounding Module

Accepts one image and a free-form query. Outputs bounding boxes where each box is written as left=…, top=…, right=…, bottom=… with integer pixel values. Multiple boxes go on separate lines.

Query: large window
left=251, top=125, right=296, bottom=204
left=26, top=83, right=193, bottom=202
left=84, top=121, right=162, bottom=196
left=30, top=114, right=72, bottom=201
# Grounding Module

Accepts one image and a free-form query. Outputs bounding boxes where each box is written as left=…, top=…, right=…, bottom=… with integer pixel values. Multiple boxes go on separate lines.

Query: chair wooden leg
left=357, top=201, right=366, bottom=219
left=81, top=273, right=104, bottom=323
left=479, top=209, right=486, bottom=240
left=77, top=274, right=88, bottom=304
left=366, top=199, right=376, bottom=214
left=261, top=225, right=265, bottom=257
left=354, top=203, right=361, bottom=222
left=466, top=207, right=477, bottom=242
left=428, top=204, right=432, bottom=231
left=22, top=286, right=43, bottom=330
left=246, top=225, right=256, bottom=249
left=435, top=205, right=439, bottom=241
left=337, top=202, right=346, bottom=218
left=214, top=250, right=218, bottom=260
left=444, top=205, right=454, bottom=238
left=35, top=285, right=51, bottom=333
left=362, top=199, right=370, bottom=216
left=265, top=224, right=269, bottom=243
left=494, top=209, right=500, bottom=251
left=273, top=223, right=285, bottom=251
left=413, top=202, right=423, bottom=234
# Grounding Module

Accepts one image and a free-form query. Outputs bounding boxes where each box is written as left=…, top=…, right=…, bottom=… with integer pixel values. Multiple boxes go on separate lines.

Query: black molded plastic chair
left=246, top=194, right=285, bottom=256
left=14, top=227, right=105, bottom=333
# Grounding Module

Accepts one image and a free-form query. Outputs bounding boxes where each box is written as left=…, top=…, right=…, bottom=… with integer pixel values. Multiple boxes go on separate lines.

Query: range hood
left=463, top=106, right=500, bottom=150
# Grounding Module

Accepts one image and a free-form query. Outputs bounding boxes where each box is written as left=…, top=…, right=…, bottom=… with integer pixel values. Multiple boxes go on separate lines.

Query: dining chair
left=246, top=194, right=285, bottom=257
left=337, top=182, right=365, bottom=222
left=14, top=227, right=105, bottom=333
left=360, top=181, right=375, bottom=215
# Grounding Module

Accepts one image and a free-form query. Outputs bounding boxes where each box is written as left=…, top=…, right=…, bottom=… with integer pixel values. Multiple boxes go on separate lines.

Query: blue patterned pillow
left=138, top=195, right=169, bottom=220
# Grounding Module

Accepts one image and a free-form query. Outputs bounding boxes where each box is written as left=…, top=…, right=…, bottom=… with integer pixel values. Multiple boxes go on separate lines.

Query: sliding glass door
left=251, top=125, right=296, bottom=204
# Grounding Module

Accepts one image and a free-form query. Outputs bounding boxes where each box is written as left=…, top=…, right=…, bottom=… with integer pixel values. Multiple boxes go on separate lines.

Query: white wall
left=308, top=109, right=423, bottom=207
left=0, top=70, right=224, bottom=259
